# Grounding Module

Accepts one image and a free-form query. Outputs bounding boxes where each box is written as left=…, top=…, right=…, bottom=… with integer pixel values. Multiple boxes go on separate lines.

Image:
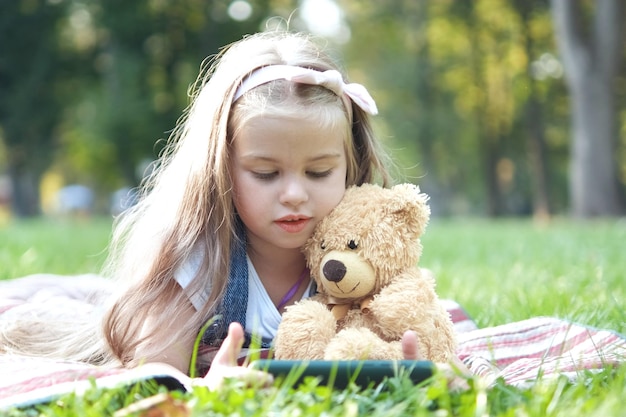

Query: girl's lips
left=275, top=216, right=311, bottom=233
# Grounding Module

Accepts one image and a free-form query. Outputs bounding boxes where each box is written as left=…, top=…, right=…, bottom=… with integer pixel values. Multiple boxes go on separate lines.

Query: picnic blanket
left=453, top=311, right=625, bottom=386
left=0, top=274, right=624, bottom=408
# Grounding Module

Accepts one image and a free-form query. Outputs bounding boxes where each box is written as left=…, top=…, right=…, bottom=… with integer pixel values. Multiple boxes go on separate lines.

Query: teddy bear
left=273, top=183, right=457, bottom=363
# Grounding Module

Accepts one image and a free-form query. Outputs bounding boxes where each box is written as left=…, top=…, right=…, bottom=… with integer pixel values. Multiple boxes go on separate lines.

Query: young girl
left=0, top=30, right=432, bottom=389
left=96, top=30, right=430, bottom=388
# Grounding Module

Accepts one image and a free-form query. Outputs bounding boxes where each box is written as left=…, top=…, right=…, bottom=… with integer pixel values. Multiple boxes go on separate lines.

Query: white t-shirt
left=175, top=251, right=313, bottom=340
left=174, top=247, right=208, bottom=310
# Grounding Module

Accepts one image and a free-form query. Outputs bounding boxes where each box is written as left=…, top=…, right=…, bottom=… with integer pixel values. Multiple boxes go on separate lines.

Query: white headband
left=233, top=65, right=378, bottom=117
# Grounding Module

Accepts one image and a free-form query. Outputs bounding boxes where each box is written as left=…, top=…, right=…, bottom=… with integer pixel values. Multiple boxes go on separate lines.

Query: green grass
left=0, top=217, right=112, bottom=280
left=2, top=217, right=625, bottom=416
left=423, top=218, right=626, bottom=334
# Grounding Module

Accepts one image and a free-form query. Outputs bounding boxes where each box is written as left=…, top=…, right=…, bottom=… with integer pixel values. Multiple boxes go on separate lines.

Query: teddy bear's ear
left=386, top=183, right=431, bottom=237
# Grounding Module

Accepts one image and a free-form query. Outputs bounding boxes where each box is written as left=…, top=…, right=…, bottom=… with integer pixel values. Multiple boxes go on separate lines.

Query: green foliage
left=0, top=0, right=71, bottom=215
left=341, top=0, right=573, bottom=216
left=53, top=0, right=277, bottom=189
left=189, top=315, right=221, bottom=379
left=0, top=0, right=301, bottom=214
left=4, top=379, right=169, bottom=417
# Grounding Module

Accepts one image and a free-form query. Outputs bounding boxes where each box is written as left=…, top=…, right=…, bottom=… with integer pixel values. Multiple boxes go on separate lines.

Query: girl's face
left=231, top=113, right=348, bottom=253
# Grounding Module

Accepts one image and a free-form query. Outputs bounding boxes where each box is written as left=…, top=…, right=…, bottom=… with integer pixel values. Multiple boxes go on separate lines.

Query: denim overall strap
left=201, top=225, right=248, bottom=346
left=201, top=221, right=276, bottom=350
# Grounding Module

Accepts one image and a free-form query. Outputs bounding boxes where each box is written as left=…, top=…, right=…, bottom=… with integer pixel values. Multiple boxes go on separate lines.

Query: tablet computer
left=249, top=359, right=434, bottom=389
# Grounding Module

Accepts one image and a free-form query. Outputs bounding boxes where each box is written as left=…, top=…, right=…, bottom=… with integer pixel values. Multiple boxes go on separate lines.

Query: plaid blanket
left=442, top=300, right=625, bottom=386
left=0, top=275, right=624, bottom=409
left=0, top=357, right=124, bottom=408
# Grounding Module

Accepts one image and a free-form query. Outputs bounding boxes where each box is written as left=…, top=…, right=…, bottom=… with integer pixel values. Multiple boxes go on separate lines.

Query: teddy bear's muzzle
left=319, top=251, right=376, bottom=299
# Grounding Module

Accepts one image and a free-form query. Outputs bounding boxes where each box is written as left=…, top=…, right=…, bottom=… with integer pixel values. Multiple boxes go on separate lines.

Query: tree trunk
left=466, top=4, right=505, bottom=217
left=7, top=159, right=41, bottom=217
left=515, top=0, right=552, bottom=221
left=550, top=0, right=625, bottom=217
left=526, top=98, right=551, bottom=221
left=482, top=136, right=504, bottom=217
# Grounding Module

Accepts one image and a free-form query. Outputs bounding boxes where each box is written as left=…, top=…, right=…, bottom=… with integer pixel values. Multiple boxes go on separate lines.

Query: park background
left=1, top=2, right=625, bottom=414
left=1, top=0, right=625, bottom=220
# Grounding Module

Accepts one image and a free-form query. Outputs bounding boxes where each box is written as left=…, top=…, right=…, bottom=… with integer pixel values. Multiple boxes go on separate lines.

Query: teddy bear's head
left=303, top=183, right=430, bottom=301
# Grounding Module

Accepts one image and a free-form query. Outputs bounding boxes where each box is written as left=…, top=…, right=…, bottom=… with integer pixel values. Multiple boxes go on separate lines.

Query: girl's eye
left=307, top=170, right=332, bottom=179
left=253, top=172, right=278, bottom=180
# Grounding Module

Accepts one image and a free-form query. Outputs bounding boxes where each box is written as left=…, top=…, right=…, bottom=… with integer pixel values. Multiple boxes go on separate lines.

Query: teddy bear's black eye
left=320, top=240, right=326, bottom=250
left=348, top=240, right=358, bottom=250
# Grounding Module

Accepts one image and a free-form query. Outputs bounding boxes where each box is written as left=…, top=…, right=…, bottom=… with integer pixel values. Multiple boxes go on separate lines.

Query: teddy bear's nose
left=323, top=259, right=346, bottom=282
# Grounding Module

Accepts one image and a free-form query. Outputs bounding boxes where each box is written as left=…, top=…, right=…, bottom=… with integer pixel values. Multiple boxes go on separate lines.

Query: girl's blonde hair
left=0, top=31, right=392, bottom=369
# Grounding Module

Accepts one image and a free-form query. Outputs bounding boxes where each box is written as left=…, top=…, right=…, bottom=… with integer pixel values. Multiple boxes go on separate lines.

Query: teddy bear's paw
left=324, top=327, right=403, bottom=360
left=274, top=300, right=337, bottom=360
left=415, top=321, right=458, bottom=363
left=281, top=299, right=336, bottom=327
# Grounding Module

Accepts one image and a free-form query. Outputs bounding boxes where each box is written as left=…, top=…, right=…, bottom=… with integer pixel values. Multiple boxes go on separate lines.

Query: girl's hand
left=200, top=322, right=273, bottom=390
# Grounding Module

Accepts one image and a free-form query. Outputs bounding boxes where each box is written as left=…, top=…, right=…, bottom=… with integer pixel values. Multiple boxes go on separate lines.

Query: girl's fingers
left=401, top=329, right=470, bottom=391
left=201, top=322, right=273, bottom=390
left=211, top=322, right=245, bottom=367
left=196, top=364, right=273, bottom=390
left=401, top=330, right=422, bottom=360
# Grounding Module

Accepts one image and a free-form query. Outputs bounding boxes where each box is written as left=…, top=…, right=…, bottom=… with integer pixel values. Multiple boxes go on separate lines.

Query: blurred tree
left=59, top=0, right=274, bottom=190
left=339, top=1, right=480, bottom=215
left=343, top=0, right=550, bottom=216
left=340, top=0, right=611, bottom=218
left=550, top=0, right=626, bottom=217
left=5, top=0, right=623, bottom=217
left=0, top=0, right=67, bottom=216
left=512, top=0, right=553, bottom=221
left=1, top=0, right=302, bottom=216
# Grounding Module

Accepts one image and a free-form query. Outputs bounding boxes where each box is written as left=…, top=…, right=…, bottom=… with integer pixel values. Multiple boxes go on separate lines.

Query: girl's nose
left=279, top=176, right=309, bottom=206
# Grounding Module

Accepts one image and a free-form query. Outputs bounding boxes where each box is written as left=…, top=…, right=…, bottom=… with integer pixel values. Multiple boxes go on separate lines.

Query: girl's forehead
left=233, top=101, right=349, bottom=133
left=236, top=113, right=347, bottom=145
left=232, top=113, right=349, bottom=161
left=243, top=110, right=343, bottom=128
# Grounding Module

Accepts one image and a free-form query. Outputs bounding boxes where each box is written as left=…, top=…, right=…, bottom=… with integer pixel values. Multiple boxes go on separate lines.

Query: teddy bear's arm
left=273, top=298, right=338, bottom=360
left=325, top=327, right=404, bottom=360
left=367, top=269, right=457, bottom=362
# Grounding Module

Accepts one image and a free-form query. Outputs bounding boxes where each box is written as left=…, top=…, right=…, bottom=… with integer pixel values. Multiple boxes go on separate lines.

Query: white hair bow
left=233, top=65, right=378, bottom=116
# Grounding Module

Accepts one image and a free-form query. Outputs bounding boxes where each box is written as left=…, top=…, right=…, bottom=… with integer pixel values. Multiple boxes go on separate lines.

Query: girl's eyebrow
left=240, top=152, right=343, bottom=162
left=309, top=152, right=343, bottom=162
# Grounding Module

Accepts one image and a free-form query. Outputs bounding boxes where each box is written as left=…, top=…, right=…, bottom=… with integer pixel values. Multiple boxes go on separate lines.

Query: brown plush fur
left=274, top=183, right=456, bottom=362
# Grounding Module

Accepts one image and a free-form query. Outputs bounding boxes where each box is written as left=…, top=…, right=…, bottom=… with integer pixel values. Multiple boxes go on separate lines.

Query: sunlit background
left=1, top=0, right=624, bottom=221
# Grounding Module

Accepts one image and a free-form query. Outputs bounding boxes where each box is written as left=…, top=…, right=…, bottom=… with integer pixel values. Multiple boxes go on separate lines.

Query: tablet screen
left=250, top=360, right=434, bottom=389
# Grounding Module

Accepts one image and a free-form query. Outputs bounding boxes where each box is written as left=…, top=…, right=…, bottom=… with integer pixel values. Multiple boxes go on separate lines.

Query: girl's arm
left=136, top=302, right=272, bottom=389
left=134, top=299, right=197, bottom=374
